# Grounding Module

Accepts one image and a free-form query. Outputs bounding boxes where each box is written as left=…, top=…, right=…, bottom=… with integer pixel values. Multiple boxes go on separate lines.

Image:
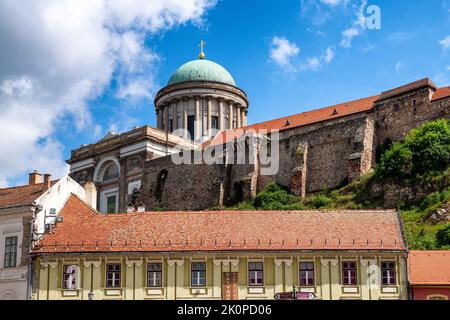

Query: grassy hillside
left=226, top=119, right=450, bottom=250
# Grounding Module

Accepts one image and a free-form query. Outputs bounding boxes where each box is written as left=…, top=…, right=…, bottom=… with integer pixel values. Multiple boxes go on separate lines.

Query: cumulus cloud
left=0, top=0, right=217, bottom=187
left=340, top=0, right=368, bottom=48
left=440, top=35, right=450, bottom=50
left=269, top=37, right=300, bottom=72
left=269, top=37, right=335, bottom=73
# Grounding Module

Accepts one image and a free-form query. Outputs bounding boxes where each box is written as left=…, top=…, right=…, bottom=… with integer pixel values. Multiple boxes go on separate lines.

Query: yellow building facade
left=33, top=253, right=408, bottom=300
left=31, top=195, right=408, bottom=300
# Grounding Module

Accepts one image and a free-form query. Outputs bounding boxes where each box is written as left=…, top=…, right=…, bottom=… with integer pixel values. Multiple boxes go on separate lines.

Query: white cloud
left=0, top=0, right=217, bottom=187
left=447, top=66, right=450, bottom=71
left=395, top=61, right=402, bottom=74
left=388, top=31, right=415, bottom=43
left=320, top=0, right=345, bottom=6
left=323, top=46, right=336, bottom=63
left=340, top=0, right=368, bottom=48
left=269, top=37, right=300, bottom=72
left=439, top=35, right=450, bottom=50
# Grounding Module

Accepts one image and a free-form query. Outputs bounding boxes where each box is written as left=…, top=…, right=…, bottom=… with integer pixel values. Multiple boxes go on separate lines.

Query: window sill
left=247, top=287, right=265, bottom=294
left=104, top=288, right=123, bottom=296
left=61, top=289, right=79, bottom=297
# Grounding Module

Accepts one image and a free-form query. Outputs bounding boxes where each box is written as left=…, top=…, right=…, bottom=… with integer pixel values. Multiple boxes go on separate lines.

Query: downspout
left=26, top=205, right=38, bottom=300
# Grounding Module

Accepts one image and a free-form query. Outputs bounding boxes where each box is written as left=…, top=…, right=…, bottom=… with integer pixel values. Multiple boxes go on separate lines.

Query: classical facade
left=31, top=195, right=408, bottom=300
left=0, top=172, right=86, bottom=300
left=67, top=47, right=450, bottom=212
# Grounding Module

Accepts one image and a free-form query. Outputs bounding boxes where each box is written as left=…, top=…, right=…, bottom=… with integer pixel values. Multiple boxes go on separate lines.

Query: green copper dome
left=168, top=59, right=236, bottom=87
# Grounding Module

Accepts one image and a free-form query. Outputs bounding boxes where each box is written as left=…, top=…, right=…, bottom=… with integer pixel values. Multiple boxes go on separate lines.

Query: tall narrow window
left=168, top=119, right=174, bottom=132
left=191, top=262, right=206, bottom=287
left=106, top=264, right=121, bottom=288
left=63, top=265, right=80, bottom=290
left=147, top=263, right=162, bottom=288
left=248, top=262, right=264, bottom=286
left=342, top=261, right=357, bottom=285
left=106, top=194, right=117, bottom=214
left=299, top=262, right=315, bottom=286
left=187, top=115, right=195, bottom=140
left=381, top=262, right=396, bottom=285
left=211, top=116, right=219, bottom=130
left=4, top=236, right=18, bottom=268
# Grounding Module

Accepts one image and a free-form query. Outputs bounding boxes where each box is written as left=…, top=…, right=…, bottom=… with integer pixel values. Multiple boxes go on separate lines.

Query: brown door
left=223, top=272, right=238, bottom=300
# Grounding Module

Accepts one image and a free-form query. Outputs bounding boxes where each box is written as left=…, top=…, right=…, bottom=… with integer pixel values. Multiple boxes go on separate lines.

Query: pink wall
left=413, top=287, right=450, bottom=300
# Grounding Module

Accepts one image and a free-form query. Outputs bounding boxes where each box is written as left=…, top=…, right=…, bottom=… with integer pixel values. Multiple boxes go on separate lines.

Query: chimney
left=29, top=171, right=42, bottom=185
left=43, top=174, right=52, bottom=189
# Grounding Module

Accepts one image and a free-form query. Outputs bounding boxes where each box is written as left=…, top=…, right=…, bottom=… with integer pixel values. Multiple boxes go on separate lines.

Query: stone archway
left=0, top=290, right=18, bottom=300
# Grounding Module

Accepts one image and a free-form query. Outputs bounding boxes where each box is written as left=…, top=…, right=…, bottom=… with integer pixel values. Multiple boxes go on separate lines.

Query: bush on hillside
left=436, top=224, right=450, bottom=247
left=253, top=183, right=299, bottom=209
left=377, top=119, right=450, bottom=178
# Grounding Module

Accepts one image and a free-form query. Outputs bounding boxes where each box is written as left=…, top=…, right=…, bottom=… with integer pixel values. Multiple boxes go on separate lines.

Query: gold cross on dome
left=199, top=40, right=206, bottom=59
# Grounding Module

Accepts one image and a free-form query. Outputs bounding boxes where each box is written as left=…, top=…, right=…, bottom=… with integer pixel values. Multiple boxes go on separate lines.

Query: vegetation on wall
left=226, top=119, right=450, bottom=250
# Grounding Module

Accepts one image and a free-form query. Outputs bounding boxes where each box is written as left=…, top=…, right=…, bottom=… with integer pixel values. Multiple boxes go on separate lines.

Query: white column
left=242, top=109, right=247, bottom=127
left=218, top=99, right=224, bottom=131
left=236, top=106, right=241, bottom=128
left=195, top=97, right=200, bottom=141
left=207, top=97, right=212, bottom=135
left=228, top=102, right=234, bottom=130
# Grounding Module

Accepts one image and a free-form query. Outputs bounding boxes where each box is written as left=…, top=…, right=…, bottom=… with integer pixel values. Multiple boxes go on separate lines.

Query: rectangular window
left=187, top=115, right=195, bottom=140
left=4, top=236, right=18, bottom=268
left=62, top=265, right=79, bottom=290
left=381, top=262, right=396, bottom=285
left=211, top=116, right=219, bottom=130
left=299, top=262, right=315, bottom=286
left=106, top=264, right=121, bottom=288
left=342, top=261, right=357, bottom=285
left=191, top=262, right=206, bottom=287
left=147, top=263, right=162, bottom=288
left=169, top=119, right=174, bottom=132
left=106, top=194, right=117, bottom=214
left=248, top=262, right=264, bottom=286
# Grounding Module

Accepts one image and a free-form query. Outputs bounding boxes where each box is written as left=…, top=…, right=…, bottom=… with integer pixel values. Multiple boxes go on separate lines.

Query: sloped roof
left=431, top=87, right=450, bottom=102
left=408, top=251, right=450, bottom=285
left=33, top=195, right=406, bottom=254
left=0, top=181, right=58, bottom=210
left=375, top=78, right=437, bottom=102
left=203, top=95, right=378, bottom=148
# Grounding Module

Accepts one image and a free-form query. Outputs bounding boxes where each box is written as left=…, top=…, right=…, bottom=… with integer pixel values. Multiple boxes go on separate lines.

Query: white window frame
left=147, top=262, right=163, bottom=288
left=100, top=188, right=119, bottom=214
left=0, top=228, right=22, bottom=270
left=191, top=261, right=207, bottom=287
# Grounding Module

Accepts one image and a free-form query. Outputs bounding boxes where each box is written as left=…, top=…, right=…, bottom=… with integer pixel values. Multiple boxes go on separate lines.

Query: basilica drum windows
left=147, top=263, right=163, bottom=288
left=62, top=265, right=80, bottom=290
left=191, top=262, right=206, bottom=287
left=342, top=261, right=357, bottom=285
left=106, top=264, right=121, bottom=288
left=248, top=262, right=264, bottom=286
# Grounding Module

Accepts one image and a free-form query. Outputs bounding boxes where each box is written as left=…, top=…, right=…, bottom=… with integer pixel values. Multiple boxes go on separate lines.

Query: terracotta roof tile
left=408, top=250, right=450, bottom=285
left=203, top=95, right=379, bottom=148
left=33, top=195, right=406, bottom=254
left=431, top=87, right=450, bottom=102
left=0, top=181, right=58, bottom=210
left=375, top=78, right=437, bottom=102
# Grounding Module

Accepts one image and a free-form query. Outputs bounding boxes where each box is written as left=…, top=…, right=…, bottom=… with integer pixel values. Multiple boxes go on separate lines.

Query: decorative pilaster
left=218, top=99, right=224, bottom=131
left=195, top=97, right=201, bottom=141
left=236, top=106, right=241, bottom=128
left=207, top=97, right=212, bottom=134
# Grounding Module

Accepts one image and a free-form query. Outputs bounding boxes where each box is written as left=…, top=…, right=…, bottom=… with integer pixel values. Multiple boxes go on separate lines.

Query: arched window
left=102, top=163, right=119, bottom=181
left=155, top=170, right=168, bottom=202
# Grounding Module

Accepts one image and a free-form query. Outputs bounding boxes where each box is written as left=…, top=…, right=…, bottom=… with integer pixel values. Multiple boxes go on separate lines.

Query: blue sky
left=0, top=0, right=449, bottom=186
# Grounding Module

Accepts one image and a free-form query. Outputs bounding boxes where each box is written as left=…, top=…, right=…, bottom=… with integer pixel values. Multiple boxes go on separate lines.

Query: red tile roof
left=0, top=181, right=58, bottom=210
left=33, top=195, right=406, bottom=254
left=408, top=251, right=450, bottom=286
left=431, top=87, right=450, bottom=102
left=375, top=78, right=437, bottom=102
left=203, top=95, right=379, bottom=148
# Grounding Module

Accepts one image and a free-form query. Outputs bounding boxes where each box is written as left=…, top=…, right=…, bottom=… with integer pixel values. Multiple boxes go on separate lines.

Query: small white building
left=0, top=172, right=86, bottom=300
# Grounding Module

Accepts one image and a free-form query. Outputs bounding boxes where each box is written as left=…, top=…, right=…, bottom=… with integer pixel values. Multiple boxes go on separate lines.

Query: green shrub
left=305, top=194, right=334, bottom=209
left=377, top=142, right=413, bottom=178
left=376, top=119, right=450, bottom=178
left=253, top=183, right=299, bottom=209
left=436, top=224, right=450, bottom=247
